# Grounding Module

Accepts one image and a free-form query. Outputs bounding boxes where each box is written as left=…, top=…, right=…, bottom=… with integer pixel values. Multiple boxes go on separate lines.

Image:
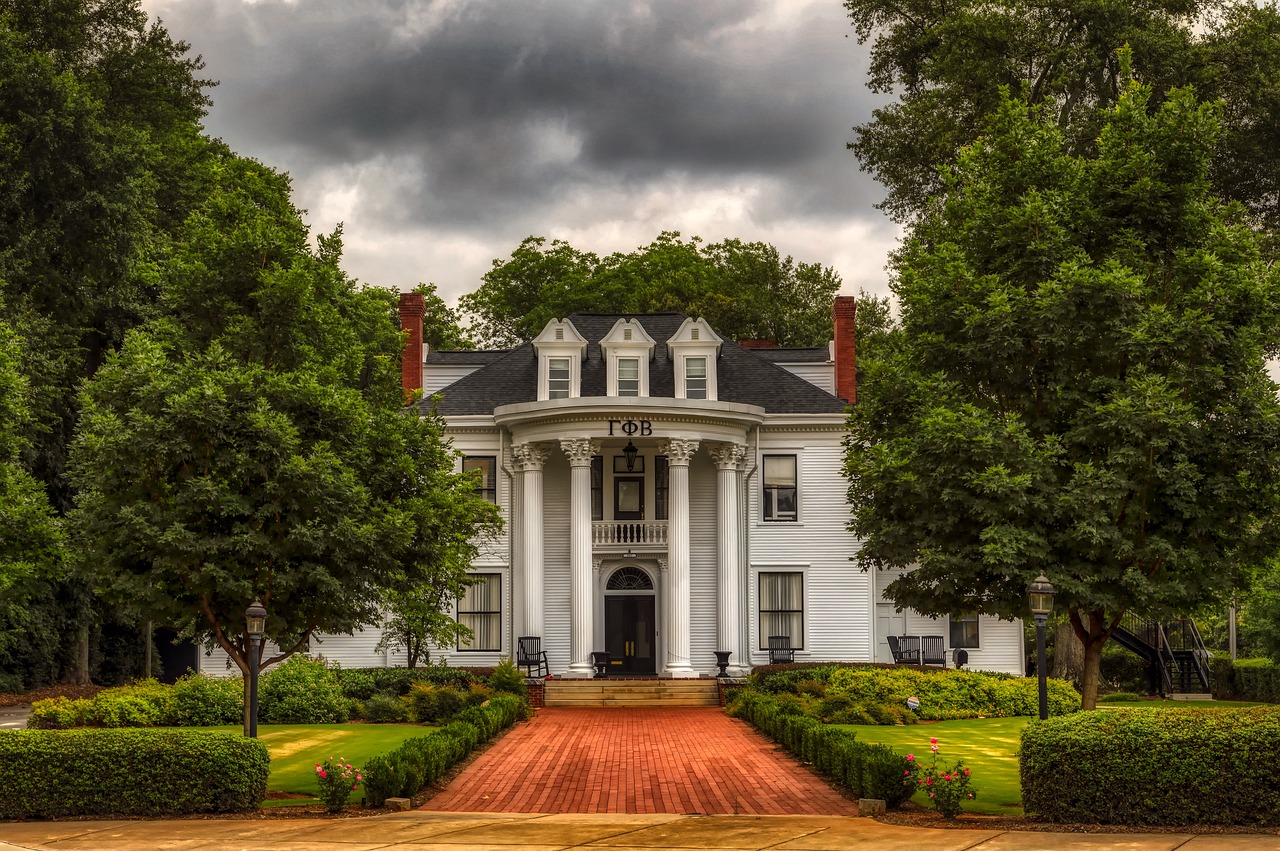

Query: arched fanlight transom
left=606, top=566, right=654, bottom=591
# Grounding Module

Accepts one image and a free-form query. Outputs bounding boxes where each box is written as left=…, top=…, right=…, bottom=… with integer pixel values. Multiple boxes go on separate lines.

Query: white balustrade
left=591, top=521, right=669, bottom=546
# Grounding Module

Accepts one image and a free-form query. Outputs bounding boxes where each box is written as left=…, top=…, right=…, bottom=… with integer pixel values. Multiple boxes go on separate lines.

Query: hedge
left=1021, top=707, right=1280, bottom=825
left=335, top=666, right=484, bottom=700
left=362, top=694, right=524, bottom=806
left=0, top=728, right=269, bottom=818
left=1210, top=657, right=1280, bottom=703
left=728, top=691, right=914, bottom=807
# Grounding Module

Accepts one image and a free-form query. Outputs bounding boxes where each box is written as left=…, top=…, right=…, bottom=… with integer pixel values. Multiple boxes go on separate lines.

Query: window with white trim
left=949, top=614, right=980, bottom=648
left=458, top=574, right=502, bottom=651
left=684, top=357, right=707, bottom=400
left=759, top=572, right=804, bottom=649
left=547, top=357, right=571, bottom=399
left=762, top=455, right=797, bottom=521
left=617, top=357, right=640, bottom=396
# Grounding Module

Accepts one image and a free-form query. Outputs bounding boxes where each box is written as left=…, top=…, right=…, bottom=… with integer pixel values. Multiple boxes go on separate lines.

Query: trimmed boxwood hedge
left=1211, top=657, right=1280, bottom=703
left=728, top=691, right=914, bottom=807
left=1021, top=707, right=1280, bottom=825
left=362, top=694, right=524, bottom=806
left=0, top=728, right=269, bottom=818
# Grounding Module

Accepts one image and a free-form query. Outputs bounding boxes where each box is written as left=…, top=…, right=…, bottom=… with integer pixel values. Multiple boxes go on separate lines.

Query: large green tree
left=845, top=0, right=1280, bottom=229
left=845, top=80, right=1280, bottom=709
left=70, top=157, right=500, bottom=724
left=460, top=233, right=842, bottom=348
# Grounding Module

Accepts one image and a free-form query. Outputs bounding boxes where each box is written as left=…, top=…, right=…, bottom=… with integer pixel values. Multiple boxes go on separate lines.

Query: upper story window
left=684, top=357, right=707, bottom=400
left=602, top=318, right=655, bottom=397
left=668, top=317, right=722, bottom=401
left=462, top=456, right=497, bottom=503
left=763, top=454, right=798, bottom=521
left=533, top=319, right=587, bottom=401
left=548, top=357, right=571, bottom=398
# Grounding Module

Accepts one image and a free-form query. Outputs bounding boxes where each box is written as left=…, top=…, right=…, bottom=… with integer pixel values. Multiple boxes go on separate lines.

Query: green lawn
left=838, top=699, right=1266, bottom=817
left=204, top=723, right=432, bottom=805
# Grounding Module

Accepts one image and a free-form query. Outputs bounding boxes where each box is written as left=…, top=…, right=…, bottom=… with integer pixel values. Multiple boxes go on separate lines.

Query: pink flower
left=943, top=774, right=952, bottom=781
left=931, top=744, right=939, bottom=752
left=930, top=737, right=937, bottom=744
left=967, top=793, right=974, bottom=798
left=928, top=792, right=935, bottom=798
left=906, top=753, right=914, bottom=761
left=319, top=771, right=327, bottom=778
left=903, top=769, right=910, bottom=776
left=925, top=777, right=933, bottom=786
left=963, top=768, right=970, bottom=776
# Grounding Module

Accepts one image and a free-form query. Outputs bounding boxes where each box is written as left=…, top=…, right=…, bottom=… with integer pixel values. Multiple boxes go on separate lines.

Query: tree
left=845, top=0, right=1280, bottom=230
left=411, top=283, right=476, bottom=351
left=844, top=80, right=1280, bottom=709
left=459, top=233, right=842, bottom=348
left=70, top=157, right=500, bottom=728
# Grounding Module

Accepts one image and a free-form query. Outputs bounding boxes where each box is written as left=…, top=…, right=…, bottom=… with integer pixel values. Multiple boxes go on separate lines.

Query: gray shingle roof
left=423, top=313, right=847, bottom=415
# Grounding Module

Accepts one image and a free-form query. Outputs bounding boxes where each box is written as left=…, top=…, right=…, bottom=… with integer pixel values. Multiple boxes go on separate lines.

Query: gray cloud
left=145, top=0, right=895, bottom=299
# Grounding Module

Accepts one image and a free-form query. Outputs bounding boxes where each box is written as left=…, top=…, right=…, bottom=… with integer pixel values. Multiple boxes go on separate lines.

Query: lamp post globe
left=245, top=599, right=268, bottom=738
left=1027, top=575, right=1055, bottom=721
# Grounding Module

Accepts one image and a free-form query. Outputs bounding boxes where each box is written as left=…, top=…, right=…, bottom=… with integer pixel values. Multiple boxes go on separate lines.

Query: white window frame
left=683, top=356, right=708, bottom=400
left=761, top=453, right=799, bottom=522
left=756, top=568, right=806, bottom=651
left=667, top=317, right=721, bottom=401
left=547, top=356, right=571, bottom=399
left=602, top=319, right=654, bottom=397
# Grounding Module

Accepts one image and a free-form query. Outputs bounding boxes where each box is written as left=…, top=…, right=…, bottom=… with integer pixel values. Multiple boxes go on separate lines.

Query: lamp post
left=245, top=598, right=267, bottom=738
left=1028, top=574, right=1055, bottom=721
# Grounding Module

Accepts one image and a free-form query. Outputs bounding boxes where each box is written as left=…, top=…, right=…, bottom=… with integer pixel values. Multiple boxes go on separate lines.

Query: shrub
left=904, top=738, right=977, bottom=818
left=314, top=756, right=363, bottom=813
left=466, top=682, right=493, bottom=706
left=1097, top=691, right=1147, bottom=704
left=728, top=691, right=915, bottom=807
left=259, top=656, right=348, bottom=723
left=362, top=694, right=523, bottom=807
left=825, top=666, right=1080, bottom=720
left=335, top=666, right=482, bottom=700
left=0, top=729, right=268, bottom=817
left=405, top=683, right=467, bottom=723
left=363, top=694, right=411, bottom=724
left=84, top=692, right=161, bottom=728
left=172, top=674, right=244, bottom=725
left=1212, top=657, right=1280, bottom=703
left=28, top=697, right=90, bottom=729
left=487, top=658, right=528, bottom=697
left=1021, top=707, right=1280, bottom=825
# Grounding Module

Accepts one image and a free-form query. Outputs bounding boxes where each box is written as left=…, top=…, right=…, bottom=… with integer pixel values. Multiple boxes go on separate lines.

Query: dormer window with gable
left=668, top=317, right=722, bottom=401
left=601, top=318, right=655, bottom=398
left=533, top=318, right=587, bottom=401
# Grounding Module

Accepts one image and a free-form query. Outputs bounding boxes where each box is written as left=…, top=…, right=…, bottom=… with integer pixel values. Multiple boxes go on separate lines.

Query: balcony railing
left=592, top=521, right=668, bottom=547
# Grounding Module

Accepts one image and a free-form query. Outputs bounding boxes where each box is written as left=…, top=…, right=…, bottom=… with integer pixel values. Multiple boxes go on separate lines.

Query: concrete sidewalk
left=1, top=812, right=1276, bottom=850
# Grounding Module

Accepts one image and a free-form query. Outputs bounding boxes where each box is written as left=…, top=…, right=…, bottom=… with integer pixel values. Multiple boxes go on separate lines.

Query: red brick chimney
left=833, top=296, right=856, bottom=405
left=399, top=292, right=425, bottom=400
left=738, top=339, right=779, bottom=349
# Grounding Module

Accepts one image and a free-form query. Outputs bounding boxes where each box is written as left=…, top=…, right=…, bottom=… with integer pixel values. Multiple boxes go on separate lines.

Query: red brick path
left=422, top=707, right=859, bottom=815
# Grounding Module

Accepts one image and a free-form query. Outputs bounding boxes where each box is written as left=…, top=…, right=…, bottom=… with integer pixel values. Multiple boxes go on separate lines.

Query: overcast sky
left=140, top=0, right=898, bottom=307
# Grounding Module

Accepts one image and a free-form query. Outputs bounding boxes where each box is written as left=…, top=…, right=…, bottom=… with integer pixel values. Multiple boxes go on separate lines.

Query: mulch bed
left=0, top=685, right=104, bottom=707
left=876, top=804, right=1280, bottom=835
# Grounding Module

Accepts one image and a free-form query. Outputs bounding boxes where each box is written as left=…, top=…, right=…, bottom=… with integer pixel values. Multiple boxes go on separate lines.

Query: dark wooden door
left=613, top=476, right=644, bottom=520
left=604, top=595, right=656, bottom=675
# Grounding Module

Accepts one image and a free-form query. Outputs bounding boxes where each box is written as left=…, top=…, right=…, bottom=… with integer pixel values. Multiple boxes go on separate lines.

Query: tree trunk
left=67, top=624, right=91, bottom=686
left=1080, top=633, right=1103, bottom=711
left=1050, top=620, right=1085, bottom=684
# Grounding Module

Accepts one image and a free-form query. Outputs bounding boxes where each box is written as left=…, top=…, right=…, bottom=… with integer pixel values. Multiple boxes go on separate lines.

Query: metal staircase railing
left=1112, top=613, right=1212, bottom=695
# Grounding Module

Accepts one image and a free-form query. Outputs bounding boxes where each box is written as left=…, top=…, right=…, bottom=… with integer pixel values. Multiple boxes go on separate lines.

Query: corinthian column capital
left=709, top=442, right=746, bottom=470
left=662, top=438, right=699, bottom=466
left=559, top=437, right=600, bottom=466
left=512, top=442, right=550, bottom=471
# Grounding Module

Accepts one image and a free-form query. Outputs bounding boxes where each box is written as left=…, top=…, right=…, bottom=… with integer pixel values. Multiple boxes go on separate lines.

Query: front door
left=614, top=476, right=644, bottom=520
left=876, top=602, right=906, bottom=664
left=605, top=595, right=656, bottom=675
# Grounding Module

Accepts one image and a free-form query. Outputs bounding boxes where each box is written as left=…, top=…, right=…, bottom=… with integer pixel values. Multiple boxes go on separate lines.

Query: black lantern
left=1027, top=575, right=1055, bottom=720
left=623, top=440, right=639, bottom=472
left=245, top=598, right=268, bottom=738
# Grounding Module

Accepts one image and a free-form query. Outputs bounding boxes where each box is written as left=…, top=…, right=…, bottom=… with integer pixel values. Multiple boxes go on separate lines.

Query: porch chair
left=516, top=635, right=550, bottom=678
left=768, top=635, right=795, bottom=664
left=886, top=635, right=920, bottom=665
left=920, top=635, right=947, bottom=666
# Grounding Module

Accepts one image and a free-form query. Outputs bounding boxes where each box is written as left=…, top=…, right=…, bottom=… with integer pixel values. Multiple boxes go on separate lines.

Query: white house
left=204, top=296, right=1025, bottom=677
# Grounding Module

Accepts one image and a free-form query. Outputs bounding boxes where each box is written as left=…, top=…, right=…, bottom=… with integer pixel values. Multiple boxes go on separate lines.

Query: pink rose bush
left=901, top=738, right=976, bottom=819
left=314, top=756, right=363, bottom=813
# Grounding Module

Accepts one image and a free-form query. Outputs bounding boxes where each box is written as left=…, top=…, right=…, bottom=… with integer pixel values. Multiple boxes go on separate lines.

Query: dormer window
left=601, top=318, right=655, bottom=398
left=668, top=317, right=722, bottom=401
left=533, top=319, right=587, bottom=401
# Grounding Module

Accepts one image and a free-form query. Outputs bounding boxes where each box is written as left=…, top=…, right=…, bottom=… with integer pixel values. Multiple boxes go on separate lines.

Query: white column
left=663, top=438, right=699, bottom=677
left=561, top=437, right=599, bottom=677
left=512, top=443, right=549, bottom=643
left=711, top=442, right=746, bottom=675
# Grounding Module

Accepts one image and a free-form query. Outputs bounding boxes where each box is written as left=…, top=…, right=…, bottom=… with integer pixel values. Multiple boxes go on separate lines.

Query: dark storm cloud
left=154, top=0, right=881, bottom=225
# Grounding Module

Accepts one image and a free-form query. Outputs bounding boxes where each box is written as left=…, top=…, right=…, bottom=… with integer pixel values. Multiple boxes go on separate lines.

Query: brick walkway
left=422, top=707, right=859, bottom=816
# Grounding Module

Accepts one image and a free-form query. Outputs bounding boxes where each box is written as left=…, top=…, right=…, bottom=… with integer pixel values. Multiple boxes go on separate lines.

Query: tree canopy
left=844, top=79, right=1280, bottom=708
left=459, top=232, right=842, bottom=348
left=845, top=0, right=1280, bottom=229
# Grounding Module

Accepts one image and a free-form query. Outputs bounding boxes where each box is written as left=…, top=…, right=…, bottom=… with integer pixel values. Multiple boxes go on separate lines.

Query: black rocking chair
left=920, top=635, right=947, bottom=666
left=887, top=635, right=920, bottom=665
left=768, top=635, right=795, bottom=664
left=517, top=635, right=549, bottom=678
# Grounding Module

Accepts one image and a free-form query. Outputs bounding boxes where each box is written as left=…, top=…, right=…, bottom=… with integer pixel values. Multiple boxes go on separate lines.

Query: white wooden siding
left=776, top=363, right=835, bottom=395
left=425, top=364, right=483, bottom=396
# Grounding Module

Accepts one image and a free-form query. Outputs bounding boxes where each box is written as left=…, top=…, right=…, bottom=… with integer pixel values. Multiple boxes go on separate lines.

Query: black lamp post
left=1027, top=574, right=1055, bottom=721
left=623, top=440, right=639, bottom=472
left=245, top=598, right=267, bottom=738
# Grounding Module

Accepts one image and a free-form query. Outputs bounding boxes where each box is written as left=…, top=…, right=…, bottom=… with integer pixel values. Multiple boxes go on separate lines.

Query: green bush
left=728, top=691, right=914, bottom=807
left=1021, top=707, right=1280, bottom=825
left=405, top=682, right=468, bottom=723
left=27, top=697, right=89, bottom=729
left=172, top=673, right=244, bottom=725
left=0, top=729, right=268, bottom=817
left=363, top=693, right=411, bottom=723
left=487, top=658, right=528, bottom=697
left=824, top=666, right=1080, bottom=720
left=259, top=656, right=349, bottom=723
left=1211, top=657, right=1280, bottom=703
left=335, top=666, right=481, bottom=700
left=1097, top=691, right=1147, bottom=704
left=84, top=692, right=162, bottom=728
left=363, top=694, right=523, bottom=807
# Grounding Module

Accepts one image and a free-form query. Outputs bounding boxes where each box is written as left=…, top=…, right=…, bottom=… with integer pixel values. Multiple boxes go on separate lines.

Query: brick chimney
left=738, top=339, right=779, bottom=349
left=399, top=292, right=425, bottom=400
left=833, top=296, right=856, bottom=405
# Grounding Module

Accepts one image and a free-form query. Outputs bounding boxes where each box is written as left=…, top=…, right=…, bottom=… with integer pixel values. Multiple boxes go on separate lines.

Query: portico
left=498, top=398, right=761, bottom=677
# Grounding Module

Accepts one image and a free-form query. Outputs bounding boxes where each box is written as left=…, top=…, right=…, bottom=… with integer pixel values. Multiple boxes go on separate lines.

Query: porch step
left=1169, top=693, right=1214, bottom=700
left=543, top=678, right=720, bottom=707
